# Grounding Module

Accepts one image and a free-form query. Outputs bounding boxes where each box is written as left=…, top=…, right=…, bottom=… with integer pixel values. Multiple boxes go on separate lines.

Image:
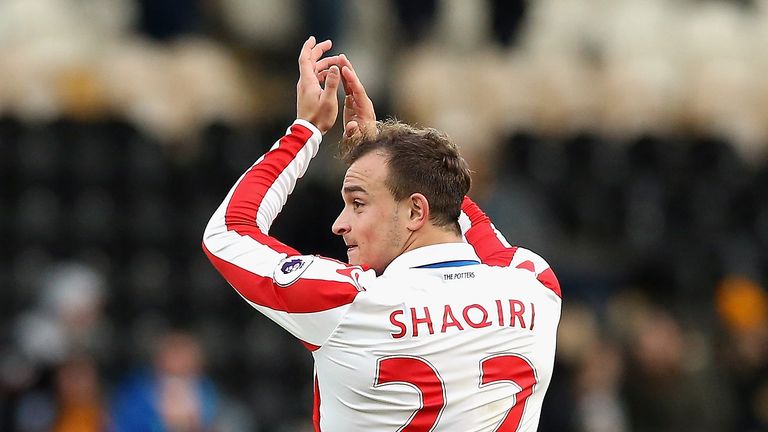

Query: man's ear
left=407, top=193, right=430, bottom=231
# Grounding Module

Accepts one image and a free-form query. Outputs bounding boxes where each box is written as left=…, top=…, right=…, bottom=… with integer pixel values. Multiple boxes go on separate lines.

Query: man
left=203, top=37, right=561, bottom=431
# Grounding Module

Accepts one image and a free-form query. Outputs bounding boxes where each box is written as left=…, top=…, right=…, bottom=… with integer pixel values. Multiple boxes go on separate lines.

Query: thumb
left=322, top=65, right=341, bottom=97
left=345, top=120, right=359, bottom=137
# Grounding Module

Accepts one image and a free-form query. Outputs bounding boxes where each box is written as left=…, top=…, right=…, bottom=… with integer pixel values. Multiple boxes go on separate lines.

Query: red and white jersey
left=203, top=120, right=562, bottom=432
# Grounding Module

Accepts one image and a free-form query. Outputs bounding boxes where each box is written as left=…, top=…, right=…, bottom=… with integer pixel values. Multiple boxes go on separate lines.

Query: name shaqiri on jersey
left=388, top=297, right=537, bottom=339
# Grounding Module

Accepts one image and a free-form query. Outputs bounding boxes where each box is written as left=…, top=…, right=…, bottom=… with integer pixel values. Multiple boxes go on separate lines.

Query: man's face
left=332, top=151, right=410, bottom=274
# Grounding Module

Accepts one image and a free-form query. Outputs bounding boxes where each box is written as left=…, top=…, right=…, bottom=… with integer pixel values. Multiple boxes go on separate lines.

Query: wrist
left=294, top=119, right=323, bottom=139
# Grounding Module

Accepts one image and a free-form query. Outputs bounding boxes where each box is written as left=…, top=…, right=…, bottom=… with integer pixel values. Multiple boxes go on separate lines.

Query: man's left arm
left=460, top=196, right=561, bottom=298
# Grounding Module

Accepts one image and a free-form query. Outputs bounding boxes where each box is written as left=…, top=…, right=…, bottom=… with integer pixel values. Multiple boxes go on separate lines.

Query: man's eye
left=352, top=200, right=363, bottom=210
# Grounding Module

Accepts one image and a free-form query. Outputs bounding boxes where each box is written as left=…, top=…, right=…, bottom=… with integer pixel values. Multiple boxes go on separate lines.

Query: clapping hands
left=297, top=37, right=376, bottom=140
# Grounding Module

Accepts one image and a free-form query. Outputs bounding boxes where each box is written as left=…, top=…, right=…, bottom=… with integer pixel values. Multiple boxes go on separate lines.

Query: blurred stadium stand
left=2, top=0, right=768, bottom=431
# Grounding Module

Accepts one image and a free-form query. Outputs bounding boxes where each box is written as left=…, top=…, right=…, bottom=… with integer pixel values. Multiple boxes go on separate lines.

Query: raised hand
left=296, top=36, right=341, bottom=134
left=340, top=55, right=377, bottom=140
left=317, top=54, right=377, bottom=141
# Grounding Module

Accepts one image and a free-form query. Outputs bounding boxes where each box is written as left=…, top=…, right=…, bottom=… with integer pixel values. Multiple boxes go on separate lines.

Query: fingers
left=315, top=55, right=343, bottom=74
left=344, top=94, right=355, bottom=112
left=338, top=54, right=354, bottom=95
left=341, top=66, right=373, bottom=111
left=343, top=94, right=359, bottom=128
left=343, top=96, right=362, bottom=123
left=298, top=36, right=317, bottom=80
left=316, top=54, right=354, bottom=85
left=327, top=66, right=341, bottom=89
left=319, top=66, right=341, bottom=106
left=315, top=65, right=340, bottom=133
left=310, top=39, right=333, bottom=62
left=296, top=37, right=341, bottom=133
left=317, top=53, right=355, bottom=95
left=345, top=120, right=359, bottom=138
left=341, top=65, right=365, bottom=96
left=299, top=37, right=332, bottom=87
left=338, top=53, right=353, bottom=68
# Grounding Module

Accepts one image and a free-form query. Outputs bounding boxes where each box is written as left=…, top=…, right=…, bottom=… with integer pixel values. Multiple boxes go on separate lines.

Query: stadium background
left=1, top=0, right=767, bottom=431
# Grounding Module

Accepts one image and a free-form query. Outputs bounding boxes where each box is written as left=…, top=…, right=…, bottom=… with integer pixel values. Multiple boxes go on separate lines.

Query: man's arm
left=202, top=38, right=370, bottom=350
left=460, top=196, right=561, bottom=297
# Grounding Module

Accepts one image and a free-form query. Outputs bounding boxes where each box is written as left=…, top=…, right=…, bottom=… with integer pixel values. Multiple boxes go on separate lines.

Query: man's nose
left=332, top=212, right=349, bottom=236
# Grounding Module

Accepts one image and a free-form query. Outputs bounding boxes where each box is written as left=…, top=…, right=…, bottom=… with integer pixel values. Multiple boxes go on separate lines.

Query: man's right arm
left=202, top=38, right=370, bottom=350
left=202, top=120, right=367, bottom=350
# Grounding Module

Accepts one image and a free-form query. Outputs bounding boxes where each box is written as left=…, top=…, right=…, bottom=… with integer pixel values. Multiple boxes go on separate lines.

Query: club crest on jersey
left=274, top=255, right=314, bottom=287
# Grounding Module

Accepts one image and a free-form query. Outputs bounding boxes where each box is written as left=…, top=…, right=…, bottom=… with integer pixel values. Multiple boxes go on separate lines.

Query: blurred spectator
left=12, top=261, right=110, bottom=367
left=717, top=275, right=768, bottom=431
left=575, top=341, right=627, bottom=432
left=53, top=354, right=105, bottom=432
left=1, top=260, right=109, bottom=432
left=622, top=306, right=733, bottom=431
left=109, top=330, right=218, bottom=432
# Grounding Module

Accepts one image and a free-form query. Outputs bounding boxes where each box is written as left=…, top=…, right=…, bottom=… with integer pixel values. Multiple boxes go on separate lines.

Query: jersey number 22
left=374, top=353, right=537, bottom=431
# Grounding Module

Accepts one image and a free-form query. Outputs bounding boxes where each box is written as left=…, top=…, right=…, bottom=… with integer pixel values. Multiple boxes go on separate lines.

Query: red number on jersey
left=480, top=354, right=537, bottom=431
left=374, top=356, right=445, bottom=431
left=374, top=354, right=538, bottom=432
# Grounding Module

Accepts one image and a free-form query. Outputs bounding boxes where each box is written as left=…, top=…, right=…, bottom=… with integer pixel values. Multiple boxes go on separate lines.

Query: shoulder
left=503, top=247, right=561, bottom=299
left=274, top=254, right=375, bottom=292
left=507, top=247, right=551, bottom=274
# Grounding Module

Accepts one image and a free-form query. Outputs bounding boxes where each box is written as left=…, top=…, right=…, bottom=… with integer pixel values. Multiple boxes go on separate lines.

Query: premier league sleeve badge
left=274, top=255, right=315, bottom=287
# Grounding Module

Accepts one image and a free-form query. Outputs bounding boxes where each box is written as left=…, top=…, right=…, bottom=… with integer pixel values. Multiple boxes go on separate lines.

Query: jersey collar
left=383, top=242, right=481, bottom=276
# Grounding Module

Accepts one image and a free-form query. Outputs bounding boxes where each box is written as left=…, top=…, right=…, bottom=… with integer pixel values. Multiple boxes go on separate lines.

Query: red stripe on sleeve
left=228, top=223, right=299, bottom=256
left=515, top=260, right=535, bottom=272
left=462, top=197, right=518, bottom=266
left=203, top=243, right=359, bottom=313
left=224, top=123, right=313, bottom=231
left=536, top=267, right=562, bottom=298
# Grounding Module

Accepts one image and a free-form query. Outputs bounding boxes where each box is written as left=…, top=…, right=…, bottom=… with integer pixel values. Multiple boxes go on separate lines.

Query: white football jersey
left=203, top=120, right=562, bottom=431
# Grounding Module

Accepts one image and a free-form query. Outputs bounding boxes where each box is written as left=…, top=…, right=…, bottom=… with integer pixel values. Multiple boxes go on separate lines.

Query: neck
left=401, top=225, right=463, bottom=255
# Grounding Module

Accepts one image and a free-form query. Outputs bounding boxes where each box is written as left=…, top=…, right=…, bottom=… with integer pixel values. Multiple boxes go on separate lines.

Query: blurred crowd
left=2, top=0, right=768, bottom=431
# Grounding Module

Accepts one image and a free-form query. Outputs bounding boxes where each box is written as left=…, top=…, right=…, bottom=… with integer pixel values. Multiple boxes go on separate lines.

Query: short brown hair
left=341, top=120, right=471, bottom=234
